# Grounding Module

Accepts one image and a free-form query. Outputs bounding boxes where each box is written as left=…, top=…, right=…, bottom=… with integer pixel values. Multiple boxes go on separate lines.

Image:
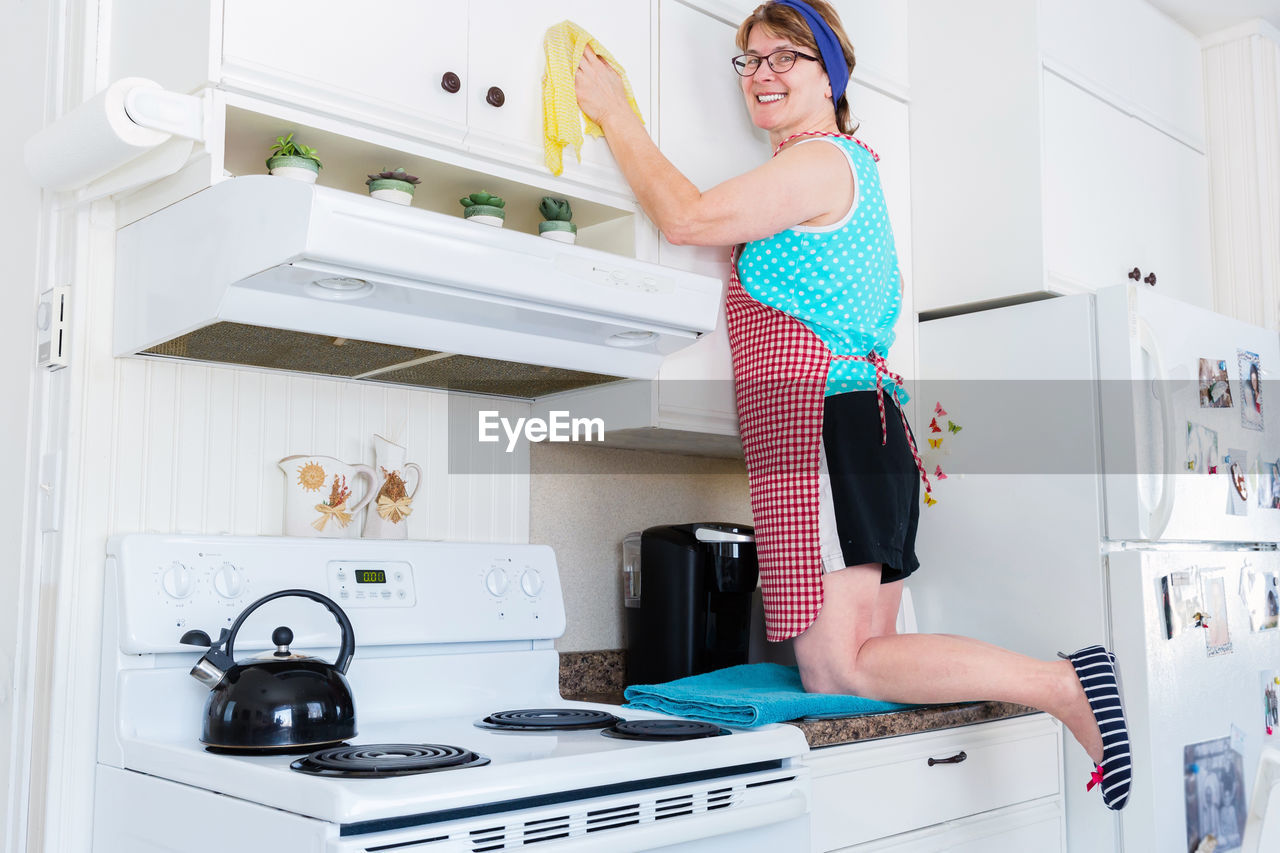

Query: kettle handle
left=222, top=589, right=356, bottom=674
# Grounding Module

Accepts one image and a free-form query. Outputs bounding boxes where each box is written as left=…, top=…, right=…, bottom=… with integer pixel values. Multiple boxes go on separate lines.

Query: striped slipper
left=1059, top=645, right=1132, bottom=811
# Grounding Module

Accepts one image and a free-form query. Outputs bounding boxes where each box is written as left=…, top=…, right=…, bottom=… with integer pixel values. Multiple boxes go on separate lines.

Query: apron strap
left=835, top=351, right=932, bottom=496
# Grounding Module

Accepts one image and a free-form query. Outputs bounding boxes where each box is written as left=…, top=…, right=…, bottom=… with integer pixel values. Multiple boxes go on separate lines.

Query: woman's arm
left=575, top=46, right=850, bottom=246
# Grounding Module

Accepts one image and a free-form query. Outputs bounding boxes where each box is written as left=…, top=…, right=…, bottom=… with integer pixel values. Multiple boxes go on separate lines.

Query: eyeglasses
left=731, top=49, right=820, bottom=77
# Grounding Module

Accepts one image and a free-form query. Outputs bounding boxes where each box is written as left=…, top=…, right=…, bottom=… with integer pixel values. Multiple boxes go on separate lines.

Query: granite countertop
left=559, top=650, right=1041, bottom=749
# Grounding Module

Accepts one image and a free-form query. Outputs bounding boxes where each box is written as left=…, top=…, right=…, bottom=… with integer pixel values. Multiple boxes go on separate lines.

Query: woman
left=576, top=0, right=1130, bottom=810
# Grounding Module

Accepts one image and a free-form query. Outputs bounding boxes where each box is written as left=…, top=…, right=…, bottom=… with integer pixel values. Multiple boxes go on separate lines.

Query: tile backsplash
left=529, top=442, right=752, bottom=652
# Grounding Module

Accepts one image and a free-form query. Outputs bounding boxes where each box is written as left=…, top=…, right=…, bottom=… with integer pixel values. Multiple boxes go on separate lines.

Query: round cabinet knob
left=212, top=562, right=244, bottom=599
left=441, top=71, right=461, bottom=94
left=160, top=562, right=195, bottom=599
left=485, top=86, right=505, bottom=107
left=1127, top=267, right=1142, bottom=281
left=520, top=569, right=544, bottom=598
left=1144, top=272, right=1157, bottom=286
left=484, top=567, right=509, bottom=597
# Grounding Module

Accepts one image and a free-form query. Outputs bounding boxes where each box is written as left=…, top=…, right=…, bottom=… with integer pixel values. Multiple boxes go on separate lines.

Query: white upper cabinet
left=910, top=0, right=1211, bottom=314
left=220, top=1, right=470, bottom=145
left=461, top=0, right=650, bottom=191
left=112, top=0, right=651, bottom=196
left=831, top=0, right=910, bottom=95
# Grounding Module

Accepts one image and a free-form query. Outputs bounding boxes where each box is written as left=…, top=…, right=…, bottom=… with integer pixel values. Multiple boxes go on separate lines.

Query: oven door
left=329, top=765, right=810, bottom=853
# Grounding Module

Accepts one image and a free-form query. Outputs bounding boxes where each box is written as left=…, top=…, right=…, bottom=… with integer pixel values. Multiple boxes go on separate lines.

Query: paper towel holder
left=24, top=78, right=206, bottom=197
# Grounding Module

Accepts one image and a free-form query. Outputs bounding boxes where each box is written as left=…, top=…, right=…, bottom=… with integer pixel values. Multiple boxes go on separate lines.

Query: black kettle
left=187, top=589, right=357, bottom=752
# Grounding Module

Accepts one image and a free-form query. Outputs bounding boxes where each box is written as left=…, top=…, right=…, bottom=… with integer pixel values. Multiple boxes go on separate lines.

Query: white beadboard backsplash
left=107, top=358, right=530, bottom=542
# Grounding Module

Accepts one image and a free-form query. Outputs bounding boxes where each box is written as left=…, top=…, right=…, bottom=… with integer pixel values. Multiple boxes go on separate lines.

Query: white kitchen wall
left=529, top=442, right=752, bottom=652
left=107, top=359, right=531, bottom=542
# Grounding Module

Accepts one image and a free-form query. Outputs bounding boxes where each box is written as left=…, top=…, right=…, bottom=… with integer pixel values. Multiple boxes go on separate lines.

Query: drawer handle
left=486, top=86, right=506, bottom=107
left=927, top=750, right=967, bottom=766
left=1144, top=272, right=1157, bottom=286
left=1127, top=267, right=1142, bottom=281
left=441, top=72, right=461, bottom=94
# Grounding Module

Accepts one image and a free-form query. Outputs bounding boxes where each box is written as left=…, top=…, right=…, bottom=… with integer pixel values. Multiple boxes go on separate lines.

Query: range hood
left=114, top=176, right=722, bottom=397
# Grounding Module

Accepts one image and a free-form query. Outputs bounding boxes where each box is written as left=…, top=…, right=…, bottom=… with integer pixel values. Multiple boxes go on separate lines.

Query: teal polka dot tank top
left=737, top=136, right=905, bottom=399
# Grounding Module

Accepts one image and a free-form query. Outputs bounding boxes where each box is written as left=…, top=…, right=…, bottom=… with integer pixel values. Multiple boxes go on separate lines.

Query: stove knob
left=520, top=569, right=543, bottom=597
left=160, top=561, right=195, bottom=599
left=484, top=567, right=509, bottom=597
left=212, top=562, right=244, bottom=599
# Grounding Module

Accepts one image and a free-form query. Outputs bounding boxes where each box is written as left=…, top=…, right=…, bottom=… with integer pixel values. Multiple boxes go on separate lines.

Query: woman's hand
left=575, top=45, right=631, bottom=130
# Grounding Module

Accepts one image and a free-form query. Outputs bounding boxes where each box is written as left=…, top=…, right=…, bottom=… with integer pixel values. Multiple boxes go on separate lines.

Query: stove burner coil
left=601, top=719, right=729, bottom=741
left=290, top=744, right=490, bottom=777
left=476, top=708, right=624, bottom=731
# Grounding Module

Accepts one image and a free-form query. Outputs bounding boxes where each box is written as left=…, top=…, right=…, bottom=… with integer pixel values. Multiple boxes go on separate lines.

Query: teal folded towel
left=623, top=663, right=915, bottom=727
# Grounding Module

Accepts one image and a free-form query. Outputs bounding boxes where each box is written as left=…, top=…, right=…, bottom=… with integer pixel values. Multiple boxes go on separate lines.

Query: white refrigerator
left=911, top=285, right=1280, bottom=853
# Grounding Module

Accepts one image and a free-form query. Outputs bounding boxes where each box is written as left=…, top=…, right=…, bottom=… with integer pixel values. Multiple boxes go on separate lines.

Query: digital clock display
left=355, top=569, right=386, bottom=584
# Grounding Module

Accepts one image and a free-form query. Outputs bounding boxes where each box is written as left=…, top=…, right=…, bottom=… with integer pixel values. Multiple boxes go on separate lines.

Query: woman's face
left=739, top=25, right=833, bottom=136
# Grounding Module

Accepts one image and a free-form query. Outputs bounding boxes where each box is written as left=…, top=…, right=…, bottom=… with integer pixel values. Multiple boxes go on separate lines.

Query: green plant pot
left=538, top=220, right=577, bottom=244
left=266, top=155, right=320, bottom=184
left=463, top=205, right=506, bottom=227
left=367, top=179, right=417, bottom=205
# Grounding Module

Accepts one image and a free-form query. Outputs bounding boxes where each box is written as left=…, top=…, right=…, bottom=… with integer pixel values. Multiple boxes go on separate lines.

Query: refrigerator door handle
left=1136, top=317, right=1175, bottom=539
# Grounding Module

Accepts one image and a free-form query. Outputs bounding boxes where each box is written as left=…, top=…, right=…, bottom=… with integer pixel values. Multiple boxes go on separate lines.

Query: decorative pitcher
left=363, top=434, right=423, bottom=539
left=278, top=455, right=378, bottom=538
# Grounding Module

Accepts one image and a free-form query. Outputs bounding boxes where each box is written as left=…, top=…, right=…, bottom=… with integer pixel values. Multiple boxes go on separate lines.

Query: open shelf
left=222, top=104, right=640, bottom=256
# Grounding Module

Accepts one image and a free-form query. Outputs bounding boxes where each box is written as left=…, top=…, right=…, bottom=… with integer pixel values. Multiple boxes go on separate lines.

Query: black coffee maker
left=623, top=523, right=758, bottom=685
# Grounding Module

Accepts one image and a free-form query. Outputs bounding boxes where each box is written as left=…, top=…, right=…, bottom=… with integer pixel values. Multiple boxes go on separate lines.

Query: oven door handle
left=529, top=790, right=808, bottom=852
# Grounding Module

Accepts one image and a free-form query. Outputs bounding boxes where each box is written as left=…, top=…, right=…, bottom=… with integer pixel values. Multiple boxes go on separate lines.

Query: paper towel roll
left=24, top=77, right=172, bottom=191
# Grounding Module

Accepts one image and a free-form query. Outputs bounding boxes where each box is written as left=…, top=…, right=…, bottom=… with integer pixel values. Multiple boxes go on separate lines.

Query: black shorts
left=819, top=390, right=921, bottom=583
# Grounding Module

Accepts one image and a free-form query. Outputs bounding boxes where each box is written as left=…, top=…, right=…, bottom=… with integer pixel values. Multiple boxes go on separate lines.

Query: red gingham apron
left=726, top=132, right=931, bottom=642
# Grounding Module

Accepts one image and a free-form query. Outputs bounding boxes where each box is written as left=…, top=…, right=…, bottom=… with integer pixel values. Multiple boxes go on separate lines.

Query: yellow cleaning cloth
left=542, top=20, right=644, bottom=176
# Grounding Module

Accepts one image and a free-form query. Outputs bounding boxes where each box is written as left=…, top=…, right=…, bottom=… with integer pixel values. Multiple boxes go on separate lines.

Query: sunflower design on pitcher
left=312, top=474, right=354, bottom=531
left=296, top=461, right=326, bottom=492
left=375, top=467, right=414, bottom=524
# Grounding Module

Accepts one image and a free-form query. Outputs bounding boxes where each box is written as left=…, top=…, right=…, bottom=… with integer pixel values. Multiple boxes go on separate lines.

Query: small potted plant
left=366, top=167, right=420, bottom=206
left=459, top=191, right=505, bottom=227
left=265, top=133, right=322, bottom=183
left=537, top=196, right=577, bottom=244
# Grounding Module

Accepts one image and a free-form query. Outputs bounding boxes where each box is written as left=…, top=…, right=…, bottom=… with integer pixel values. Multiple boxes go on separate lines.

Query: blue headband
left=770, top=0, right=849, bottom=104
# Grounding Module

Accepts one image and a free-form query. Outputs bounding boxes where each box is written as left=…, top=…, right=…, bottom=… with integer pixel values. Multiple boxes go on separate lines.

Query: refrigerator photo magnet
left=1199, top=358, right=1234, bottom=408
left=1262, top=670, right=1280, bottom=736
left=1238, top=350, right=1263, bottom=431
left=1202, top=573, right=1234, bottom=656
left=1185, top=422, right=1219, bottom=474
left=1240, top=567, right=1280, bottom=632
left=1162, top=569, right=1202, bottom=639
left=1184, top=736, right=1247, bottom=852
left=1259, top=459, right=1280, bottom=509
left=1225, top=449, right=1249, bottom=516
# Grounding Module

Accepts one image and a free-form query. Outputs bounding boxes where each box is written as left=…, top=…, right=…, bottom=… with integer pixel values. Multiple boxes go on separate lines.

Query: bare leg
left=793, top=564, right=1105, bottom=764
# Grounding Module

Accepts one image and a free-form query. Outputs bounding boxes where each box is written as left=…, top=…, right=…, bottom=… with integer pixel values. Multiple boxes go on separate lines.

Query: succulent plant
left=538, top=196, right=573, bottom=222
left=366, top=167, right=421, bottom=186
left=267, top=133, right=322, bottom=168
left=459, top=191, right=505, bottom=210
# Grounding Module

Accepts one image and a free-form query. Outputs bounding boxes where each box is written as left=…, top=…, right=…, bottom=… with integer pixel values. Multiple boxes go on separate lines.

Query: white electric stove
left=94, top=535, right=810, bottom=852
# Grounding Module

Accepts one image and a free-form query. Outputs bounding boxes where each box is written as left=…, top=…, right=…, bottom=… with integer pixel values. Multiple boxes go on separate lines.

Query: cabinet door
left=1130, top=119, right=1212, bottom=310
left=1040, top=0, right=1203, bottom=145
left=834, top=800, right=1063, bottom=852
left=1042, top=71, right=1137, bottom=294
left=655, top=0, right=769, bottom=387
left=829, top=0, right=909, bottom=93
left=849, top=84, right=914, bottom=385
left=221, top=0, right=469, bottom=144
left=465, top=0, right=650, bottom=192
